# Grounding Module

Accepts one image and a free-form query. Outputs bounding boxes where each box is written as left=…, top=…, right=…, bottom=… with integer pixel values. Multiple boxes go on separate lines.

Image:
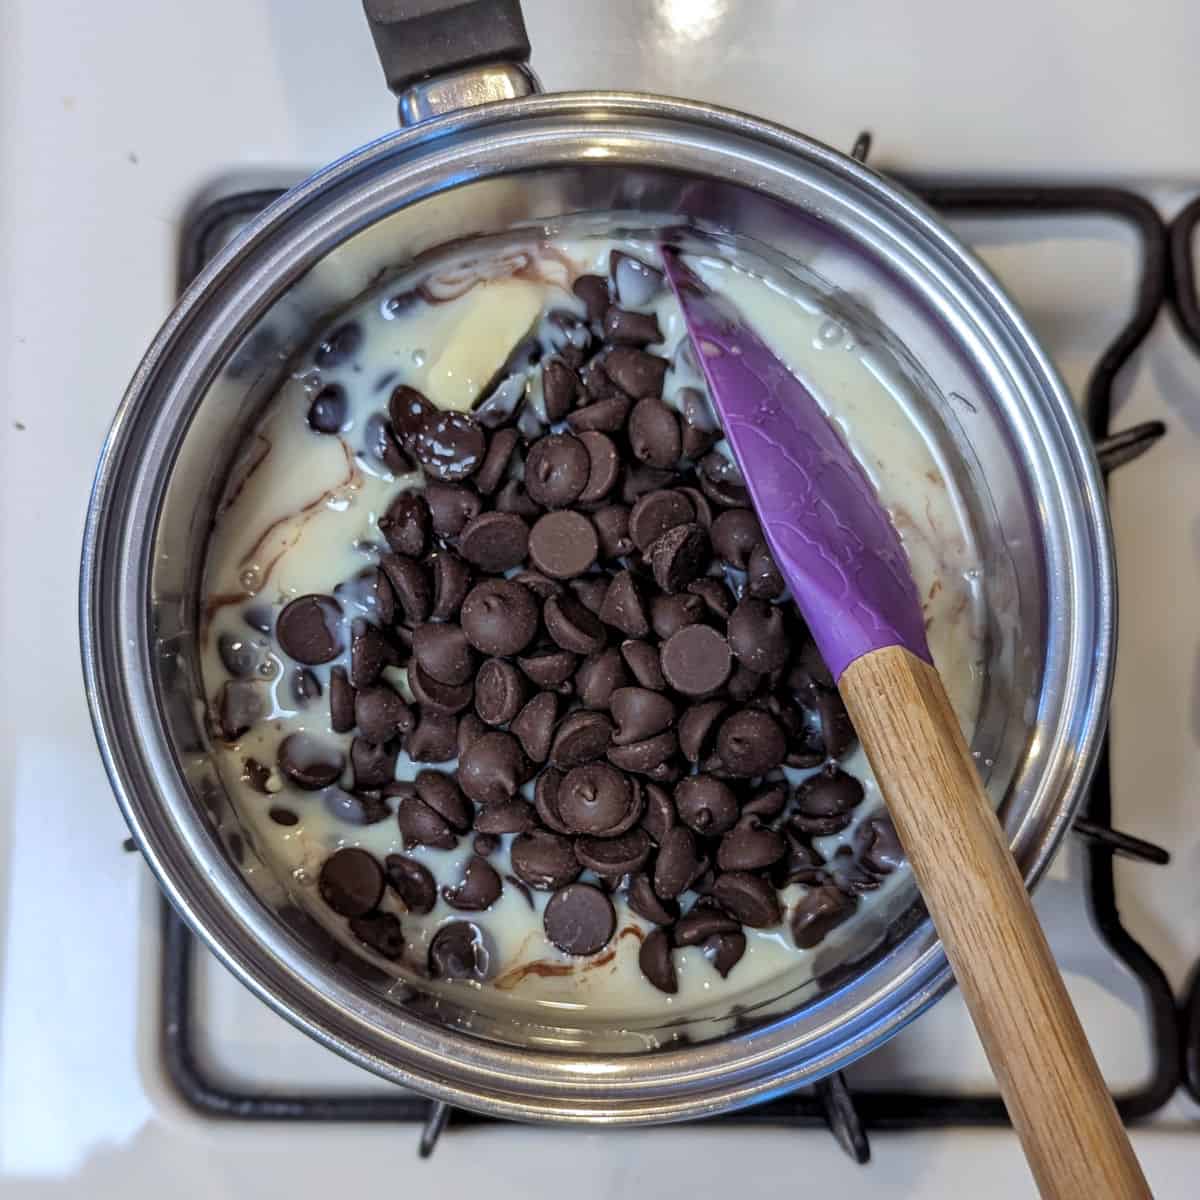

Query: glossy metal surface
left=80, top=93, right=1113, bottom=1121
left=397, top=63, right=537, bottom=126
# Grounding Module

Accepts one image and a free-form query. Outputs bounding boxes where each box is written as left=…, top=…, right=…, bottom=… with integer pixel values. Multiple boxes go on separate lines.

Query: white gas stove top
left=4, top=1, right=1200, bottom=1195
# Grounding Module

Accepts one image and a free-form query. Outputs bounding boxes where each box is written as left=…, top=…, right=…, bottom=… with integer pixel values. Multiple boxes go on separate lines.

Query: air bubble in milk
left=411, top=349, right=426, bottom=367
left=239, top=565, right=262, bottom=591
left=813, top=318, right=845, bottom=349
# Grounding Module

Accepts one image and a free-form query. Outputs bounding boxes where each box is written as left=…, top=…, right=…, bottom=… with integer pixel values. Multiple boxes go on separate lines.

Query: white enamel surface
left=3, top=0, right=1200, bottom=1195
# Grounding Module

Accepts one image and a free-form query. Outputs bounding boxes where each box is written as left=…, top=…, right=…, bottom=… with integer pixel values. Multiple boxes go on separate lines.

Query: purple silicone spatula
left=662, top=250, right=1147, bottom=1200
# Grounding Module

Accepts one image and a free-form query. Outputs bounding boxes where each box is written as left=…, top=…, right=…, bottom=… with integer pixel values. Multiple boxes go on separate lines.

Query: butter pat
left=423, top=279, right=545, bottom=412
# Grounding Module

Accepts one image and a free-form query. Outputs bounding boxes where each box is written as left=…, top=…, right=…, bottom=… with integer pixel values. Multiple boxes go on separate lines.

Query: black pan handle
left=363, top=0, right=530, bottom=96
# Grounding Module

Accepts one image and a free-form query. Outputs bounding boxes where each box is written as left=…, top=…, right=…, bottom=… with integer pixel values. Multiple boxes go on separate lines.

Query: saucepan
left=80, top=0, right=1113, bottom=1121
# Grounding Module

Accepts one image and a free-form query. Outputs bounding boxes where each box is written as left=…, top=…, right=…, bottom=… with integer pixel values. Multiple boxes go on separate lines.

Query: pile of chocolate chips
left=222, top=251, right=907, bottom=994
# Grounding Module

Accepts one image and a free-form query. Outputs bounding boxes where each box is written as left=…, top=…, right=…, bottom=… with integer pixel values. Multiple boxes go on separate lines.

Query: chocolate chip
left=411, top=623, right=473, bottom=687
left=607, top=729, right=678, bottom=776
left=717, top=709, right=786, bottom=776
left=413, top=769, right=471, bottom=831
left=679, top=387, right=720, bottom=459
left=349, top=911, right=405, bottom=959
left=726, top=662, right=763, bottom=702
left=678, top=700, right=727, bottom=761
left=458, top=511, right=529, bottom=572
left=627, top=873, right=677, bottom=925
left=746, top=541, right=785, bottom=599
left=378, top=491, right=430, bottom=557
left=242, top=605, right=273, bottom=635
left=796, top=765, right=864, bottom=818
left=314, top=321, right=362, bottom=368
left=475, top=427, right=519, bottom=495
left=406, top=710, right=458, bottom=762
left=517, top=648, right=577, bottom=691
left=423, top=481, right=480, bottom=539
left=474, top=799, right=539, bottom=834
left=673, top=908, right=740, bottom=946
left=524, top=433, right=590, bottom=509
left=596, top=570, right=649, bottom=638
left=385, top=854, right=436, bottom=914
left=216, top=680, right=265, bottom=741
left=268, top=806, right=299, bottom=826
left=547, top=710, right=613, bottom=769
left=396, top=794, right=456, bottom=849
left=718, top=817, right=787, bottom=871
left=575, top=648, right=628, bottom=710
left=572, top=273, right=610, bottom=321
left=610, top=687, right=675, bottom=745
left=323, top=787, right=391, bottom=826
left=791, top=885, right=857, bottom=948
left=543, top=592, right=606, bottom=655
left=676, top=484, right=714, bottom=530
left=276, top=594, right=343, bottom=665
left=456, top=711, right=487, bottom=756
left=603, top=306, right=662, bottom=346
left=350, top=737, right=397, bottom=789
left=474, top=833, right=500, bottom=856
left=640, top=781, right=676, bottom=845
left=349, top=619, right=396, bottom=688
left=577, top=431, right=621, bottom=504
left=340, top=566, right=397, bottom=626
left=354, top=684, right=413, bottom=742
left=442, top=855, right=503, bottom=911
left=773, top=829, right=826, bottom=887
left=542, top=358, right=577, bottom=422
left=510, top=691, right=558, bottom=763
left=365, top=412, right=415, bottom=476
left=461, top=579, right=539, bottom=656
left=428, top=921, right=491, bottom=980
left=566, top=394, right=631, bottom=434
left=458, top=730, right=529, bottom=805
left=628, top=397, right=681, bottom=469
left=217, top=631, right=257, bottom=678
left=575, top=828, right=652, bottom=876
left=744, top=781, right=788, bottom=819
left=242, top=757, right=271, bottom=793
left=651, top=522, right=709, bottom=592
left=686, top=577, right=734, bottom=621
left=621, top=463, right=676, bottom=504
left=593, top=504, right=635, bottom=559
left=557, top=762, right=636, bottom=834
left=628, top=489, right=693, bottom=552
left=727, top=598, right=789, bottom=674
left=660, top=625, right=732, bottom=696
left=620, top=639, right=666, bottom=689
left=319, top=847, right=383, bottom=917
left=704, top=930, right=746, bottom=977
left=674, top=774, right=739, bottom=835
left=650, top=592, right=707, bottom=641
left=395, top=391, right=486, bottom=482
left=513, top=570, right=562, bottom=600
left=494, top=477, right=542, bottom=519
left=306, top=384, right=348, bottom=434
left=602, top=346, right=668, bottom=398
left=857, top=816, right=905, bottom=875
left=277, top=733, right=343, bottom=790
left=511, top=831, right=580, bottom=891
left=474, top=658, right=528, bottom=725
left=527, top=510, right=598, bottom=579
left=712, top=872, right=781, bottom=928
left=533, top=767, right=570, bottom=834
left=639, top=927, right=677, bottom=993
left=710, top=508, right=758, bottom=568
left=543, top=883, right=615, bottom=957
left=654, top=826, right=700, bottom=899
left=816, top=688, right=858, bottom=759
left=380, top=553, right=432, bottom=625
left=698, top=451, right=749, bottom=507
left=569, top=574, right=609, bottom=616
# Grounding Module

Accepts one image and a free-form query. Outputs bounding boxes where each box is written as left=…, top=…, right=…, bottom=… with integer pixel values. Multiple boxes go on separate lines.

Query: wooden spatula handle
left=840, top=645, right=1150, bottom=1199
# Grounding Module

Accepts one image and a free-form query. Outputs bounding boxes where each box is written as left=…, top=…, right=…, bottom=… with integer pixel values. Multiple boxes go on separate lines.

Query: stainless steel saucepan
left=80, top=0, right=1114, bottom=1122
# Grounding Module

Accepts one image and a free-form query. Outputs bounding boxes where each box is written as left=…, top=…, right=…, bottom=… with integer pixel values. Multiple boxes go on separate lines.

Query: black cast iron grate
left=148, top=157, right=1192, bottom=1160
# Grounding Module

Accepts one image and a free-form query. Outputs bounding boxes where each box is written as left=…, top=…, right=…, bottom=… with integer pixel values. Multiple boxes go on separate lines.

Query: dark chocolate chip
left=610, top=687, right=675, bottom=745
left=315, top=321, right=362, bottom=368
left=542, top=358, right=578, bottom=422
left=597, top=570, right=649, bottom=638
left=557, top=762, right=637, bottom=834
left=679, top=387, right=720, bottom=459
left=442, top=855, right=503, bottom=911
left=686, top=577, right=734, bottom=621
left=718, top=816, right=787, bottom=871
left=363, top=412, right=414, bottom=475
left=565, top=394, right=631, bottom=434
left=380, top=553, right=432, bottom=625
left=424, top=481, right=480, bottom=539
left=534, top=767, right=571, bottom=834
left=575, top=828, right=652, bottom=875
left=517, top=648, right=577, bottom=691
left=674, top=774, right=739, bottom=835
left=549, top=710, right=614, bottom=769
left=458, top=511, right=529, bottom=572
left=651, top=522, right=710, bottom=592
left=428, top=921, right=491, bottom=980
left=406, top=710, right=458, bottom=762
left=242, top=757, right=271, bottom=793
left=773, top=829, right=826, bottom=887
left=268, top=806, right=299, bottom=826
left=354, top=683, right=413, bottom=742
left=349, top=911, right=405, bottom=959
left=727, top=598, right=789, bottom=674
left=654, top=826, right=700, bottom=899
left=678, top=699, right=727, bottom=762
left=474, top=833, right=500, bottom=856
left=458, top=730, right=529, bottom=805
left=385, top=854, right=436, bottom=914
left=660, top=625, right=732, bottom=696
left=414, top=769, right=472, bottom=831
left=650, top=592, right=707, bottom=641
left=349, top=619, right=397, bottom=688
left=640, top=781, right=676, bottom=844
left=603, top=306, right=662, bottom=346
left=593, top=505, right=635, bottom=559
left=339, top=565, right=396, bottom=626
left=698, top=451, right=750, bottom=507
left=510, top=691, right=558, bottom=763
left=569, top=574, right=609, bottom=616
left=544, top=883, right=616, bottom=957
left=323, top=787, right=392, bottom=826
left=857, top=815, right=905, bottom=875
left=628, top=397, right=681, bottom=468
left=620, top=639, right=666, bottom=689
left=494, top=477, right=543, bottom=519
left=474, top=658, right=528, bottom=725
left=712, top=871, right=781, bottom=928
left=350, top=737, right=397, bottom=789
left=461, top=579, right=539, bottom=656
left=217, top=631, right=258, bottom=678
left=795, top=765, right=865, bottom=819
left=276, top=594, right=343, bottom=665
left=524, top=433, right=590, bottom=509
left=726, top=662, right=763, bottom=703
left=746, top=541, right=785, bottom=599
left=628, top=489, right=694, bottom=552
left=318, top=847, right=383, bottom=917
left=711, top=508, right=762, bottom=570
left=511, top=831, right=581, bottom=891
left=412, top=622, right=473, bottom=686
left=456, top=711, right=487, bottom=756
left=543, top=592, right=606, bottom=655
left=602, top=346, right=668, bottom=399
left=528, top=510, right=598, bottom=578
left=475, top=427, right=519, bottom=495
left=607, top=730, right=678, bottom=775
left=575, top=648, right=629, bottom=710
left=816, top=687, right=858, bottom=759
left=307, top=384, right=348, bottom=434
left=703, top=931, right=746, bottom=977
left=791, top=885, right=857, bottom=948
left=743, top=781, right=788, bottom=819
left=513, top=570, right=563, bottom=600
left=378, top=491, right=430, bottom=557
left=627, top=873, right=678, bottom=924
left=639, top=927, right=677, bottom=993
left=474, top=799, right=539, bottom=834
left=577, top=431, right=621, bottom=504
left=242, top=605, right=273, bottom=634
left=621, top=463, right=676, bottom=504
left=396, top=794, right=457, bottom=849
left=277, top=733, right=343, bottom=791
left=216, top=679, right=265, bottom=741
left=572, top=273, right=611, bottom=321
left=717, top=709, right=786, bottom=776
left=673, top=908, right=739, bottom=946
left=393, top=388, right=486, bottom=482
